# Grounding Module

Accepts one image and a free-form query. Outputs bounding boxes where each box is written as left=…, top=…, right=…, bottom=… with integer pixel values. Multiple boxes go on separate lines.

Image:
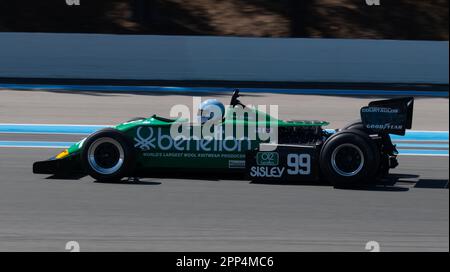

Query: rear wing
left=360, top=97, right=414, bottom=136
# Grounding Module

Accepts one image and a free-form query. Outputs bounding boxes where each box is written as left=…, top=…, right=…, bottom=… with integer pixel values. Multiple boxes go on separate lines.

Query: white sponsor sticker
left=229, top=160, right=245, bottom=169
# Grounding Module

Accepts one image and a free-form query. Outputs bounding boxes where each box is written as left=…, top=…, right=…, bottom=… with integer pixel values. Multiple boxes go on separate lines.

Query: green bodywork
left=65, top=106, right=329, bottom=170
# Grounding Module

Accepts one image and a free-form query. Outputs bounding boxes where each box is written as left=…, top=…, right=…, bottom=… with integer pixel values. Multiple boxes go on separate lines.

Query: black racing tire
left=320, top=129, right=380, bottom=187
left=341, top=119, right=374, bottom=134
left=81, top=128, right=135, bottom=182
left=343, top=120, right=395, bottom=179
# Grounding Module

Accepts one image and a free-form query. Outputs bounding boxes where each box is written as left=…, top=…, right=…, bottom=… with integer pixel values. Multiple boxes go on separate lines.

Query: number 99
left=287, top=154, right=311, bottom=175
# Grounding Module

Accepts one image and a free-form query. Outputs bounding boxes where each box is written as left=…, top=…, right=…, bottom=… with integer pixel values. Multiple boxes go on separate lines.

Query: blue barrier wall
left=0, top=33, right=448, bottom=84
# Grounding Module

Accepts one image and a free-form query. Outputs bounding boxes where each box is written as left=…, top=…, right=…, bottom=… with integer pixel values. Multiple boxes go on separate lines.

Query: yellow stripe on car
left=55, top=149, right=69, bottom=159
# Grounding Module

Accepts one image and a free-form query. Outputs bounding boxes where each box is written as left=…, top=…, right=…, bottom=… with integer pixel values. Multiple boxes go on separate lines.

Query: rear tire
left=342, top=119, right=395, bottom=179
left=320, top=129, right=380, bottom=187
left=81, top=129, right=135, bottom=182
left=342, top=119, right=374, bottom=134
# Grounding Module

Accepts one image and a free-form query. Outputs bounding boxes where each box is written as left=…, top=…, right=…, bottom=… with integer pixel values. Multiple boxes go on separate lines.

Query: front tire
left=320, top=129, right=380, bottom=187
left=81, top=129, right=135, bottom=182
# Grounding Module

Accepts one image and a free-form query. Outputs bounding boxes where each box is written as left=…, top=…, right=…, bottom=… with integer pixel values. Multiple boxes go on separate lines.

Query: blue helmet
left=198, top=99, right=225, bottom=123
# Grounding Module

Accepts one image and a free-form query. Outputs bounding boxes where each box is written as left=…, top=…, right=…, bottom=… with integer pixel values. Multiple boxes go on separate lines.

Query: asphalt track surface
left=0, top=89, right=448, bottom=130
left=0, top=148, right=448, bottom=252
left=0, top=90, right=448, bottom=251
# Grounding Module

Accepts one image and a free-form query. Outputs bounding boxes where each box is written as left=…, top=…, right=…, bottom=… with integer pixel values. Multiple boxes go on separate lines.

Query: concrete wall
left=0, top=33, right=448, bottom=84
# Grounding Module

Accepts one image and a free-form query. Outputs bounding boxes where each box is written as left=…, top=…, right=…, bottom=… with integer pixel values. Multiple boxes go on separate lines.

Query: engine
left=278, top=126, right=325, bottom=145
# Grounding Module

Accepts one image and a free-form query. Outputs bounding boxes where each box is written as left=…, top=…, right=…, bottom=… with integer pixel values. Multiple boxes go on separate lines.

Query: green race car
left=33, top=90, right=414, bottom=187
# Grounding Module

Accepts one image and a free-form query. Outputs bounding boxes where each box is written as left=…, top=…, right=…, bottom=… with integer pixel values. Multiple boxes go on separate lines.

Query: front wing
left=33, top=154, right=83, bottom=176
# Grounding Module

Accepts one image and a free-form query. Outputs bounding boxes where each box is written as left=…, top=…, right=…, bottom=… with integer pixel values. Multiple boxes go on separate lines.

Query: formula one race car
left=33, top=90, right=414, bottom=187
